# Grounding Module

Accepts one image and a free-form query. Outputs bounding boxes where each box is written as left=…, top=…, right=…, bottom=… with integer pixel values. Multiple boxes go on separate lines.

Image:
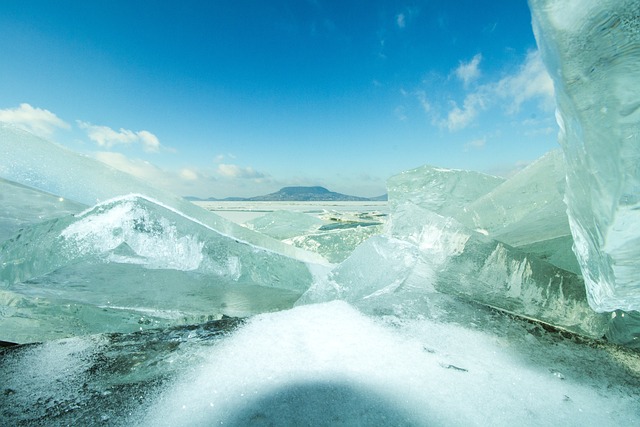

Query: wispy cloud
left=0, top=103, right=70, bottom=138
left=214, top=153, right=236, bottom=163
left=445, top=91, right=488, bottom=131
left=77, top=121, right=162, bottom=152
left=216, top=163, right=266, bottom=180
left=396, top=13, right=406, bottom=28
left=415, top=90, right=432, bottom=114
left=395, top=7, right=419, bottom=29
left=94, top=151, right=171, bottom=185
left=438, top=49, right=554, bottom=132
left=464, top=137, right=486, bottom=151
left=394, top=105, right=408, bottom=121
left=455, top=54, right=482, bottom=87
left=179, top=168, right=199, bottom=181
left=495, top=50, right=554, bottom=114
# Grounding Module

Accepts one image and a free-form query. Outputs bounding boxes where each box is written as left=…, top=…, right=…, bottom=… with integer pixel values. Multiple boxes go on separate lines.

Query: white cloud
left=495, top=50, right=555, bottom=113
left=415, top=90, right=432, bottom=114
left=94, top=152, right=213, bottom=197
left=94, top=151, right=169, bottom=184
left=455, top=54, right=482, bottom=87
left=137, top=130, right=161, bottom=152
left=464, top=137, right=486, bottom=151
left=0, top=103, right=70, bottom=137
left=180, top=168, right=199, bottom=181
left=216, top=163, right=266, bottom=179
left=445, top=91, right=488, bottom=131
left=394, top=106, right=407, bottom=121
left=77, top=121, right=162, bottom=152
left=440, top=50, right=554, bottom=132
left=396, top=13, right=406, bottom=28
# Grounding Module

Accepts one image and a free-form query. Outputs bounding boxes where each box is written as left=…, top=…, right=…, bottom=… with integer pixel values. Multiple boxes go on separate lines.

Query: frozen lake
left=193, top=200, right=389, bottom=224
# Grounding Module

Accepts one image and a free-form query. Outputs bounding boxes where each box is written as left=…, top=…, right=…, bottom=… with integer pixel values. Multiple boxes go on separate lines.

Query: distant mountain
left=185, top=186, right=387, bottom=202
left=368, top=194, right=388, bottom=201
left=249, top=186, right=371, bottom=201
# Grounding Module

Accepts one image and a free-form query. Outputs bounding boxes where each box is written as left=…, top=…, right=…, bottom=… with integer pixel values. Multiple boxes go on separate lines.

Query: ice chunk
left=0, top=195, right=321, bottom=342
left=457, top=150, right=580, bottom=274
left=388, top=203, right=608, bottom=338
left=530, top=0, right=640, bottom=311
left=0, top=178, right=86, bottom=243
left=299, top=235, right=427, bottom=304
left=456, top=152, right=567, bottom=242
left=396, top=151, right=579, bottom=274
left=387, top=164, right=505, bottom=216
left=285, top=224, right=384, bottom=264
left=0, top=124, right=326, bottom=265
left=301, top=202, right=607, bottom=338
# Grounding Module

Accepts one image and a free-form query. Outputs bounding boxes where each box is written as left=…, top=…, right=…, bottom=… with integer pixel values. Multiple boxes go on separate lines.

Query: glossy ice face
left=530, top=0, right=640, bottom=312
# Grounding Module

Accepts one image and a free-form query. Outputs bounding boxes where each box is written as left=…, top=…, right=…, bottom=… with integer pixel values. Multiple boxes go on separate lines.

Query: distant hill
left=186, top=186, right=387, bottom=202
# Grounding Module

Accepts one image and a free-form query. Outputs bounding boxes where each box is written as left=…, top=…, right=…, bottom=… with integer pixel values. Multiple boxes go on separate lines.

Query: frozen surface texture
left=530, top=0, right=640, bottom=312
left=245, top=208, right=385, bottom=264
left=4, top=302, right=638, bottom=426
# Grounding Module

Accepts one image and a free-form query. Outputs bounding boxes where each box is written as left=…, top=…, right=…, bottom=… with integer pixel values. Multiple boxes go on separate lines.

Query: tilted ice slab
left=387, top=163, right=505, bottom=217
left=0, top=177, right=87, bottom=244
left=389, top=203, right=608, bottom=338
left=389, top=151, right=579, bottom=274
left=456, top=150, right=580, bottom=274
left=530, top=0, right=640, bottom=312
left=0, top=194, right=320, bottom=343
left=0, top=124, right=325, bottom=265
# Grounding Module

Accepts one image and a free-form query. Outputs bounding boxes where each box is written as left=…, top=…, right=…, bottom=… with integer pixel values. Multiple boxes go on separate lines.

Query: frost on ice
left=530, top=0, right=640, bottom=313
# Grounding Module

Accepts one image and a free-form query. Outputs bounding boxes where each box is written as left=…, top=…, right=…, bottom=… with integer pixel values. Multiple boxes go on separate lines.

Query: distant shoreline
left=184, top=186, right=388, bottom=203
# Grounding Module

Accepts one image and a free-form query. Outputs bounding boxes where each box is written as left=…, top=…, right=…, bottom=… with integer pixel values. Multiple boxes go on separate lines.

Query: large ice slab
left=387, top=164, right=505, bottom=216
left=456, top=150, right=580, bottom=274
left=530, top=0, right=640, bottom=312
left=391, top=203, right=608, bottom=337
left=0, top=178, right=87, bottom=243
left=0, top=124, right=325, bottom=265
left=0, top=194, right=320, bottom=343
left=387, top=155, right=579, bottom=274
left=302, top=202, right=608, bottom=338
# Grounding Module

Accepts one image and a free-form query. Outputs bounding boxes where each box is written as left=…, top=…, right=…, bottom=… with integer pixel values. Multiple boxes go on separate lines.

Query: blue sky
left=0, top=0, right=556, bottom=198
